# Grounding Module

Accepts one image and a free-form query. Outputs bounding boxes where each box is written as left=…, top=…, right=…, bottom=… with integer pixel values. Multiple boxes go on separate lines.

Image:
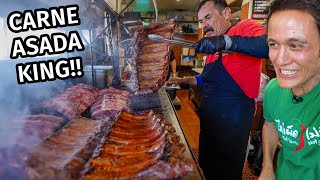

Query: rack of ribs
left=90, top=87, right=131, bottom=120
left=26, top=117, right=111, bottom=180
left=130, top=19, right=176, bottom=96
left=40, top=83, right=99, bottom=120
left=82, top=110, right=195, bottom=179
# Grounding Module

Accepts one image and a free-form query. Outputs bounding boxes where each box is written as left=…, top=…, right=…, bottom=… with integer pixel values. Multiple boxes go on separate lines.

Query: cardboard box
left=182, top=48, right=189, bottom=56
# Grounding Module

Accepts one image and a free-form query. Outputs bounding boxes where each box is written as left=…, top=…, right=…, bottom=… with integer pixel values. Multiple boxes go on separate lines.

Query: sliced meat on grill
left=82, top=110, right=195, bottom=179
left=83, top=111, right=165, bottom=179
left=119, top=111, right=155, bottom=121
left=100, top=138, right=166, bottom=156
left=84, top=149, right=164, bottom=179
left=40, top=83, right=99, bottom=120
left=110, top=125, right=162, bottom=139
left=90, top=87, right=131, bottom=120
left=130, top=19, right=176, bottom=96
left=97, top=87, right=130, bottom=96
left=134, top=156, right=196, bottom=179
left=26, top=117, right=110, bottom=180
left=108, top=130, right=166, bottom=146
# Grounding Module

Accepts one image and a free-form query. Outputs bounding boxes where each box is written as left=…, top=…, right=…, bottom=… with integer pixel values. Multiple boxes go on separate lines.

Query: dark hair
left=196, top=0, right=228, bottom=14
left=268, top=0, right=320, bottom=33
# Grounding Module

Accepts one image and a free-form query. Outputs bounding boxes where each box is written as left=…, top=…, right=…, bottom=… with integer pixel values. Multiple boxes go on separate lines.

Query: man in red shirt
left=167, top=0, right=269, bottom=179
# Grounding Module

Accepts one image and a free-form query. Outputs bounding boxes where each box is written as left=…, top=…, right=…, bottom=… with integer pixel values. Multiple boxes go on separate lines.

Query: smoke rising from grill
left=0, top=60, right=76, bottom=179
left=0, top=1, right=112, bottom=177
left=0, top=62, right=71, bottom=146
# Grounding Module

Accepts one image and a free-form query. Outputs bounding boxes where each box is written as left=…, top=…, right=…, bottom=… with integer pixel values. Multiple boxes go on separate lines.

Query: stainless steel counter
left=131, top=90, right=204, bottom=180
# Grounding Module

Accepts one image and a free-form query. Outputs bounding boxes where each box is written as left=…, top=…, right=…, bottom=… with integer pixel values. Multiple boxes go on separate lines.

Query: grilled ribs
left=83, top=110, right=195, bottom=179
left=26, top=117, right=110, bottom=180
left=130, top=19, right=176, bottom=96
left=40, top=83, right=99, bottom=120
left=90, top=87, right=131, bottom=120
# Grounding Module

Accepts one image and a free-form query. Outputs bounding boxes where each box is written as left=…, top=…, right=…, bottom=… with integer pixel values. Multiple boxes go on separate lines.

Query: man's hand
left=194, top=35, right=226, bottom=54
left=258, top=167, right=275, bottom=180
left=166, top=76, right=198, bottom=86
left=259, top=121, right=278, bottom=180
left=166, top=77, right=183, bottom=86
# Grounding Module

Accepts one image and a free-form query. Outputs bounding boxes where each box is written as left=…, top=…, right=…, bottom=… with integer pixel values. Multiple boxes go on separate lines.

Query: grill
left=131, top=90, right=204, bottom=179
left=0, top=87, right=203, bottom=179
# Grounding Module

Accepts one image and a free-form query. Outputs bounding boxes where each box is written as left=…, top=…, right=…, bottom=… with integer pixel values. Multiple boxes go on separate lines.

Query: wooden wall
left=171, top=33, right=198, bottom=66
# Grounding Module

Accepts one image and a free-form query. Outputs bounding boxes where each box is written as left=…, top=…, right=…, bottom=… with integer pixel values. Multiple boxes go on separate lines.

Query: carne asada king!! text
left=7, top=5, right=85, bottom=84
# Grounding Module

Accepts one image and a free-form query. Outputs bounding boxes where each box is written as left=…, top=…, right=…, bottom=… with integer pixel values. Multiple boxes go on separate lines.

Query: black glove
left=194, top=35, right=226, bottom=54
left=194, top=34, right=269, bottom=57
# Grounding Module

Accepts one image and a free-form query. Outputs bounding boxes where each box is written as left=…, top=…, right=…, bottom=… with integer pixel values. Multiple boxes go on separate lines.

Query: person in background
left=167, top=0, right=269, bottom=179
left=169, top=49, right=177, bottom=78
left=166, top=50, right=181, bottom=104
left=259, top=0, right=320, bottom=179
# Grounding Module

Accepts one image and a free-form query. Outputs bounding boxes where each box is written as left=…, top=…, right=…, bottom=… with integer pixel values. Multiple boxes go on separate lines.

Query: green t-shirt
left=263, top=78, right=320, bottom=180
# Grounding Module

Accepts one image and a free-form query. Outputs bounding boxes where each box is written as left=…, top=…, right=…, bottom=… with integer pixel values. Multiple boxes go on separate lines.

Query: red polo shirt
left=205, top=19, right=266, bottom=98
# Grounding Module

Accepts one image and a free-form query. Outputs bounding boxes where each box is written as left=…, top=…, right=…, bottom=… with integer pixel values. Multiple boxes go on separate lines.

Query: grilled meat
left=83, top=110, right=194, bottom=179
left=26, top=117, right=110, bottom=180
left=130, top=19, right=176, bottom=96
left=40, top=83, right=99, bottom=120
left=90, top=87, right=131, bottom=120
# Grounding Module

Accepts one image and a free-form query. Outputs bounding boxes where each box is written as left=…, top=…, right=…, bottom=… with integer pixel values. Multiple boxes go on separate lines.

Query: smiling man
left=260, top=0, right=320, bottom=180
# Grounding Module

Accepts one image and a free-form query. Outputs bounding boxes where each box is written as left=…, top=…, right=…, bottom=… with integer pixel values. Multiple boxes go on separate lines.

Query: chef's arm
left=195, top=34, right=269, bottom=58
left=166, top=76, right=197, bottom=86
left=227, top=34, right=269, bottom=58
left=259, top=121, right=279, bottom=180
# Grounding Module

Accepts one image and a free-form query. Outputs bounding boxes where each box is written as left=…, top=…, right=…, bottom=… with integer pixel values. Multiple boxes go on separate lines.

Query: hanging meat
left=130, top=19, right=176, bottom=96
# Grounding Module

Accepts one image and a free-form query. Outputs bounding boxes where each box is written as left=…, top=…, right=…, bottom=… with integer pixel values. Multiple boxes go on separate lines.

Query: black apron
left=198, top=53, right=255, bottom=180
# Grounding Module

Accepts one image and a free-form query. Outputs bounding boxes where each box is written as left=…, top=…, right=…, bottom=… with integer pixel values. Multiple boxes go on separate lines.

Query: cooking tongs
left=148, top=34, right=233, bottom=54
left=148, top=34, right=195, bottom=48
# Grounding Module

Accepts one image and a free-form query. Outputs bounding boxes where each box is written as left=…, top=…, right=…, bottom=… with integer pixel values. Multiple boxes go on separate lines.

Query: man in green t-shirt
left=259, top=0, right=320, bottom=180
